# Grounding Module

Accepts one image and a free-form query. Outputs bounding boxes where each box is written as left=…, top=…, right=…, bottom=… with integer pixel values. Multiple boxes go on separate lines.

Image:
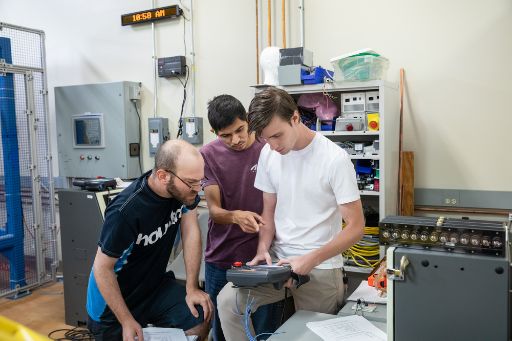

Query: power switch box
left=148, top=117, right=170, bottom=156
left=158, top=56, right=186, bottom=77
left=342, top=92, right=366, bottom=113
left=129, top=83, right=142, bottom=100
left=181, top=117, right=203, bottom=145
left=366, top=91, right=380, bottom=112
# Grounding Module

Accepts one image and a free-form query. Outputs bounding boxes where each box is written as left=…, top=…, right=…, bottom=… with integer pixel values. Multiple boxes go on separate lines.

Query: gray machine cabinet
left=59, top=189, right=122, bottom=326
left=56, top=81, right=142, bottom=179
left=389, top=247, right=510, bottom=341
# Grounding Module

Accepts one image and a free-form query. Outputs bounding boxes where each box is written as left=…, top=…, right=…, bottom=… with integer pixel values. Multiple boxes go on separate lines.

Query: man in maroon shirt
left=200, top=95, right=281, bottom=341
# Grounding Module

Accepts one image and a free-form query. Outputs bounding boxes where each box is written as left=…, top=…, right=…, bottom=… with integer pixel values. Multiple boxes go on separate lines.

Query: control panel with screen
left=72, top=113, right=105, bottom=148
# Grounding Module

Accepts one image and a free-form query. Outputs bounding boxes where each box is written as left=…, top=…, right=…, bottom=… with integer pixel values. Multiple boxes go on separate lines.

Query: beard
left=166, top=178, right=197, bottom=206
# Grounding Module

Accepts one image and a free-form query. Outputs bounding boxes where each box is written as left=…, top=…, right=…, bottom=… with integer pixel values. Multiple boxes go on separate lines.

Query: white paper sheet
left=306, top=315, right=386, bottom=341
left=346, top=280, right=387, bottom=304
left=142, top=327, right=188, bottom=341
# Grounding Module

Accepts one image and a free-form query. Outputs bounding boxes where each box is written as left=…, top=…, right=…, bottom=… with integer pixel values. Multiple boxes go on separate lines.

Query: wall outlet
left=440, top=190, right=460, bottom=206
left=444, top=198, right=457, bottom=205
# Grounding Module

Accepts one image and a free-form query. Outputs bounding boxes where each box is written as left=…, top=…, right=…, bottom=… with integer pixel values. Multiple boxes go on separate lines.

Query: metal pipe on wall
left=267, top=0, right=272, bottom=46
left=299, top=0, right=304, bottom=46
left=189, top=0, right=196, bottom=116
left=256, top=0, right=260, bottom=84
left=281, top=0, right=286, bottom=48
left=151, top=0, right=158, bottom=117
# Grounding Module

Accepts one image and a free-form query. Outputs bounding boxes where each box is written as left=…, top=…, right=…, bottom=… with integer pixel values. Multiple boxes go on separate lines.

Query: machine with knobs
left=382, top=215, right=511, bottom=341
left=379, top=216, right=507, bottom=256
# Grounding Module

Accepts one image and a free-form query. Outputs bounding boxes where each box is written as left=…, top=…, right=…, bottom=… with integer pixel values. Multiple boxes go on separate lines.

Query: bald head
left=153, top=140, right=203, bottom=174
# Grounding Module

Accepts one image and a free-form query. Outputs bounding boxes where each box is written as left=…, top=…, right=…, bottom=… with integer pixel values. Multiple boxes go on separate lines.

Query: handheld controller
left=72, top=178, right=117, bottom=191
left=226, top=262, right=310, bottom=290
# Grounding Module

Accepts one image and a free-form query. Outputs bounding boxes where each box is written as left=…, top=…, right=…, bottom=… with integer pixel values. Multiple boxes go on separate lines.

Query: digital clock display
left=121, top=5, right=182, bottom=26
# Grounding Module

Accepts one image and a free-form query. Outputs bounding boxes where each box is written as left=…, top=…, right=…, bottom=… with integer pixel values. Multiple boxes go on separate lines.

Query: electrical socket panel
left=342, top=92, right=366, bottom=113
left=366, top=91, right=379, bottom=112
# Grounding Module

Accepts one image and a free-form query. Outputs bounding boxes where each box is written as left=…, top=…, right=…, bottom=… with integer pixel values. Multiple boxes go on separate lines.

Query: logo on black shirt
left=135, top=207, right=183, bottom=246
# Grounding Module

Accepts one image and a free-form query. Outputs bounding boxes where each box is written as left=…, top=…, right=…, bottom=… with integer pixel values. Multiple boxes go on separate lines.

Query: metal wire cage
left=0, top=22, right=57, bottom=297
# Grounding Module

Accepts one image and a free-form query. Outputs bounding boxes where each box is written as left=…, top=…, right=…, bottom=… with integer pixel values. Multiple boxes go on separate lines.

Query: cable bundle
left=243, top=294, right=258, bottom=341
left=236, top=290, right=284, bottom=341
left=343, top=226, right=380, bottom=268
left=48, top=327, right=95, bottom=340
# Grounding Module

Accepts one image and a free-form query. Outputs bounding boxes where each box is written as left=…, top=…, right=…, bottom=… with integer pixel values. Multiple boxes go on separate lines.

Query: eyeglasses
left=165, top=169, right=204, bottom=191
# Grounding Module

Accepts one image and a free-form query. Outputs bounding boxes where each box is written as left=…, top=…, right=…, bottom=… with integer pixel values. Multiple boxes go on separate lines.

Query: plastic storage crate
left=331, top=51, right=389, bottom=82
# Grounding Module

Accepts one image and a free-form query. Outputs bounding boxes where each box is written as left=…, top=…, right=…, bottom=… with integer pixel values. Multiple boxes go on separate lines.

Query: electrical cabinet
left=59, top=189, right=123, bottom=326
left=55, top=81, right=142, bottom=179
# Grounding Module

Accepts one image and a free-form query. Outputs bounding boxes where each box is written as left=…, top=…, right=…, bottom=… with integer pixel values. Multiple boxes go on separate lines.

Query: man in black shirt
left=86, top=140, right=213, bottom=341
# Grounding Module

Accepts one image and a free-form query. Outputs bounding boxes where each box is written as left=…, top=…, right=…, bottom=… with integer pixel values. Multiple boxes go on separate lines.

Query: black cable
left=279, top=287, right=288, bottom=326
left=176, top=65, right=189, bottom=138
left=48, top=327, right=95, bottom=340
left=106, top=187, right=112, bottom=206
left=131, top=100, right=143, bottom=174
left=175, top=6, right=190, bottom=139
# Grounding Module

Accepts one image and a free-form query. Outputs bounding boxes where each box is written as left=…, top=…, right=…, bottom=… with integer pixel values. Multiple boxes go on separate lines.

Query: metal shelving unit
left=258, top=81, right=399, bottom=273
left=274, top=80, right=400, bottom=218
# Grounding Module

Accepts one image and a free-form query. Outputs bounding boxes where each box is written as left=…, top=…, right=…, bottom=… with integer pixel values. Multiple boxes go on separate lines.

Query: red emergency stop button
left=233, top=261, right=243, bottom=267
left=369, top=121, right=378, bottom=129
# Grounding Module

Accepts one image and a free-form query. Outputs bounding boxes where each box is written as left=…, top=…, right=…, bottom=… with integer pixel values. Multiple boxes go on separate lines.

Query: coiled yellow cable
left=342, top=226, right=380, bottom=268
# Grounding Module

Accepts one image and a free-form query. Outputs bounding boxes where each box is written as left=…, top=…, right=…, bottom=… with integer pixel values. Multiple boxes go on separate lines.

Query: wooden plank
left=397, top=68, right=405, bottom=214
left=399, top=151, right=414, bottom=215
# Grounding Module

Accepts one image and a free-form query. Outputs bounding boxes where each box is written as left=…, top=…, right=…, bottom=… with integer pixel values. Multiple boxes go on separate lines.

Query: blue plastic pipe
left=0, top=37, right=26, bottom=289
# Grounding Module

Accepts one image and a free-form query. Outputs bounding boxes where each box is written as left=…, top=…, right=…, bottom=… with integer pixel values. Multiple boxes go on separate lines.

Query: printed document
left=306, top=315, right=386, bottom=341
left=142, top=327, right=188, bottom=341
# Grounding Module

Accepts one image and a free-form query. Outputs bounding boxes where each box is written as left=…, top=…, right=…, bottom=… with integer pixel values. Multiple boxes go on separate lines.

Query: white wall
left=300, top=0, right=512, bottom=192
left=1, top=0, right=511, bottom=192
left=0, top=0, right=258, bottom=173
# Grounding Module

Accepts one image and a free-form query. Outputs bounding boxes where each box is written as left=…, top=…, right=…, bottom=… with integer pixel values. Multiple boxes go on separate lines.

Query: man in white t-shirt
left=217, top=87, right=365, bottom=340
